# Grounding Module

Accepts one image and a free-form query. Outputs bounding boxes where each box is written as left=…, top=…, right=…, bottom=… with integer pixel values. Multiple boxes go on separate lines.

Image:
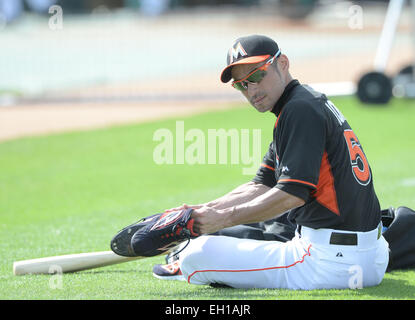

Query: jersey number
left=343, top=129, right=371, bottom=186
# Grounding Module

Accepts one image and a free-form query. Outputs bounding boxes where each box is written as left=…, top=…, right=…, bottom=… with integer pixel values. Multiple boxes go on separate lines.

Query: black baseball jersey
left=253, top=80, right=381, bottom=232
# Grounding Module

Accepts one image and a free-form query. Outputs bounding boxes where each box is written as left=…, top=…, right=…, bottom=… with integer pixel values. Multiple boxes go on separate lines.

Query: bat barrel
left=13, top=251, right=139, bottom=275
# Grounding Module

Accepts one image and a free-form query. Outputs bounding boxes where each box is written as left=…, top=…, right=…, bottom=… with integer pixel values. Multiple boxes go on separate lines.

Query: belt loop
left=377, top=222, right=382, bottom=239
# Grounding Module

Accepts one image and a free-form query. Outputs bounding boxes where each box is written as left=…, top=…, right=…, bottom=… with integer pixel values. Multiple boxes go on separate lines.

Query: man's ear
left=278, top=54, right=289, bottom=73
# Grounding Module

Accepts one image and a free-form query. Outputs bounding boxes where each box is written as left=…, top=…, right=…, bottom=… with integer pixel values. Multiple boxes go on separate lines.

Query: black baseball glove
left=110, top=208, right=200, bottom=257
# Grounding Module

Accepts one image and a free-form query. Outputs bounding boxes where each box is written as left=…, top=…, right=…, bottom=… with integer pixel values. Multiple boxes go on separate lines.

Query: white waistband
left=298, top=223, right=382, bottom=248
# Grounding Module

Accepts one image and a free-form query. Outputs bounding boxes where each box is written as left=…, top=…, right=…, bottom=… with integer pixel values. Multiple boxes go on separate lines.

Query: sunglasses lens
left=233, top=82, right=247, bottom=91
left=247, top=70, right=267, bottom=83
left=232, top=66, right=268, bottom=91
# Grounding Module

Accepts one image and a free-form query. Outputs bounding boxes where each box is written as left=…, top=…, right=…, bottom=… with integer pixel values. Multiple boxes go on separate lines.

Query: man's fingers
left=164, top=203, right=209, bottom=214
left=164, top=203, right=189, bottom=213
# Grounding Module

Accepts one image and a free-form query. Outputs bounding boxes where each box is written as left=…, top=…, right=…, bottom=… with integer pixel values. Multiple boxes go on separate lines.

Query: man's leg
left=179, top=235, right=315, bottom=289
left=179, top=226, right=389, bottom=289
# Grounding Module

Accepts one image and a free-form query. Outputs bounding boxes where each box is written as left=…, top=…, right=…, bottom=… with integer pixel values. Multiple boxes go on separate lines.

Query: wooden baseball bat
left=13, top=251, right=141, bottom=275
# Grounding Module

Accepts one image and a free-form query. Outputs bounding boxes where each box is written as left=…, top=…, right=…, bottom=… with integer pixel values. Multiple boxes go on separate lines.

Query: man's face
left=231, top=58, right=287, bottom=113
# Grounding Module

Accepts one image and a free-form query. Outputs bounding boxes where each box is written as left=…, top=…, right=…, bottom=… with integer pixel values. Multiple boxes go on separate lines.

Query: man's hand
left=191, top=206, right=230, bottom=235
left=164, top=204, right=229, bottom=235
left=164, top=203, right=204, bottom=213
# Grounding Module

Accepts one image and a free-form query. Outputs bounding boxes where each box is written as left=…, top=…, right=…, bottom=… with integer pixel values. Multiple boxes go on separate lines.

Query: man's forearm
left=205, top=182, right=271, bottom=210
left=220, top=187, right=305, bottom=228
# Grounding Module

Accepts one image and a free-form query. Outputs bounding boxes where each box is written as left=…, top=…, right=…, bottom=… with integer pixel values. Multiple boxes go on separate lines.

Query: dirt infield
left=0, top=100, right=242, bottom=141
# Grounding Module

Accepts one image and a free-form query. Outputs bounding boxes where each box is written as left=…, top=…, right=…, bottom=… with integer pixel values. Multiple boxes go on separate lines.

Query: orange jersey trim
left=312, top=152, right=340, bottom=216
left=274, top=114, right=281, bottom=128
left=278, top=178, right=317, bottom=189
left=187, top=244, right=312, bottom=284
left=260, top=163, right=275, bottom=171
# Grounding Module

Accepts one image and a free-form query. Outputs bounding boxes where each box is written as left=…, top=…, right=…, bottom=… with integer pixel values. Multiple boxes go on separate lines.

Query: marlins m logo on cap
left=229, top=42, right=247, bottom=64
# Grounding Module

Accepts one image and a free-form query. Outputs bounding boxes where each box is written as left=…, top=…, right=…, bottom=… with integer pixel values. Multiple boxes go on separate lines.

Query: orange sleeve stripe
left=278, top=179, right=317, bottom=189
left=261, top=163, right=275, bottom=171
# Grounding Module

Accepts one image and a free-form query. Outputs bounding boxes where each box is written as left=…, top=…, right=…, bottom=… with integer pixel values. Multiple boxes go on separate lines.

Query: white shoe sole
left=152, top=272, right=186, bottom=281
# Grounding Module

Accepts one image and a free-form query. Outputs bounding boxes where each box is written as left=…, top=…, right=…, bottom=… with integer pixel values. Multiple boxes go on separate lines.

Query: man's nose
left=247, top=83, right=259, bottom=96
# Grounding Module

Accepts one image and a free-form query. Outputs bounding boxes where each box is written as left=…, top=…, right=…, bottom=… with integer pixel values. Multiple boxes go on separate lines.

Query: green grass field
left=1, top=96, right=415, bottom=300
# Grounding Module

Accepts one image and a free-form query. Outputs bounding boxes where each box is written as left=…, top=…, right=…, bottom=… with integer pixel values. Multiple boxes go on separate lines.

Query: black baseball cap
left=220, top=35, right=280, bottom=83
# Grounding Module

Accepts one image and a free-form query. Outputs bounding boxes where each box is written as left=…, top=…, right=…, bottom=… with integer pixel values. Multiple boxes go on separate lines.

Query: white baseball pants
left=179, top=224, right=389, bottom=290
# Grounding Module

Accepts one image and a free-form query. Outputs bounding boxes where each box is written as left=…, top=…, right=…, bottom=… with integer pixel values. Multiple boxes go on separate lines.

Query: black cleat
left=110, top=213, right=161, bottom=257
left=130, top=208, right=198, bottom=257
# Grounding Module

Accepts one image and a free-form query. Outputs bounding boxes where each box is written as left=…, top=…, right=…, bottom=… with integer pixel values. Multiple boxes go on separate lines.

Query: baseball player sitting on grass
left=147, top=35, right=392, bottom=290
left=112, top=34, right=415, bottom=289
